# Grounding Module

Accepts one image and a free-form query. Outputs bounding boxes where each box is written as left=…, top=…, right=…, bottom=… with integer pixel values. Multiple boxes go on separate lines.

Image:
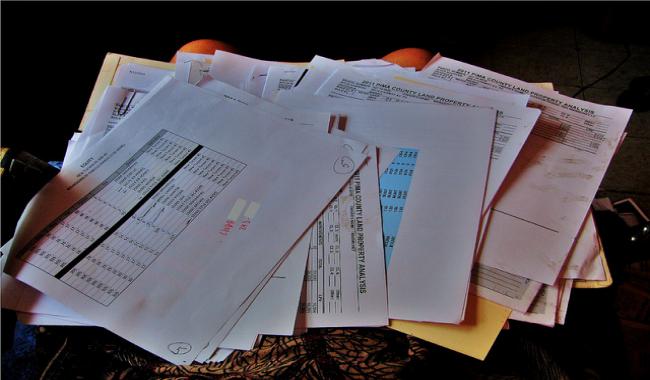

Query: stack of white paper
left=1, top=49, right=632, bottom=364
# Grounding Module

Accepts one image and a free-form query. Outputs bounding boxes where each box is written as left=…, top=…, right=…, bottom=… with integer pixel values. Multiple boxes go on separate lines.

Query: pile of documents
left=1, top=50, right=632, bottom=363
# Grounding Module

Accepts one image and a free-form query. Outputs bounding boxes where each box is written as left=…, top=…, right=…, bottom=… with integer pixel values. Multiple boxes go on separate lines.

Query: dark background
left=2, top=1, right=648, bottom=161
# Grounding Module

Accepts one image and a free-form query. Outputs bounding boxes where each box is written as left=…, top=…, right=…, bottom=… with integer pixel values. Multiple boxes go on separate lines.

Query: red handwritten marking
left=238, top=219, right=251, bottom=231
left=219, top=220, right=236, bottom=236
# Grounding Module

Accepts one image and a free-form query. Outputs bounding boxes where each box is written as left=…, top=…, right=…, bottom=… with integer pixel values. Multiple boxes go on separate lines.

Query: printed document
left=314, top=65, right=540, bottom=208
left=421, top=57, right=631, bottom=284
left=274, top=92, right=496, bottom=323
left=3, top=77, right=367, bottom=364
left=299, top=149, right=388, bottom=327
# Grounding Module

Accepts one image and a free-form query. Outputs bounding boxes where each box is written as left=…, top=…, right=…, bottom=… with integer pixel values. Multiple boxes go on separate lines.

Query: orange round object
left=171, top=39, right=236, bottom=63
left=382, top=48, right=434, bottom=71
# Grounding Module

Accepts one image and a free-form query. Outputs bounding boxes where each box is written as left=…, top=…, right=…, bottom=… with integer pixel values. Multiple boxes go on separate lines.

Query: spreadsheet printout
left=300, top=149, right=388, bottom=328
left=4, top=77, right=368, bottom=364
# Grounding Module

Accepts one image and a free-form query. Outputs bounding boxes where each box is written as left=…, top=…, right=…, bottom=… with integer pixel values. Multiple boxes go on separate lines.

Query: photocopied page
left=421, top=57, right=632, bottom=285
left=3, top=77, right=368, bottom=364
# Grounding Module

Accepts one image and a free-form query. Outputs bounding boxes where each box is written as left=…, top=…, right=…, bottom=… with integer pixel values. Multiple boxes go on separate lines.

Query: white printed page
left=314, top=66, right=540, bottom=208
left=4, top=77, right=367, bottom=364
left=300, top=149, right=388, bottom=327
left=274, top=92, right=495, bottom=323
left=261, top=65, right=307, bottom=101
left=422, top=57, right=632, bottom=284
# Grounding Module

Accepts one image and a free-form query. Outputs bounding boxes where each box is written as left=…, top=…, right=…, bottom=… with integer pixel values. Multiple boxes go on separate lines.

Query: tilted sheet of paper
left=420, top=57, right=631, bottom=285
left=4, top=77, right=367, bottom=364
left=273, top=92, right=495, bottom=323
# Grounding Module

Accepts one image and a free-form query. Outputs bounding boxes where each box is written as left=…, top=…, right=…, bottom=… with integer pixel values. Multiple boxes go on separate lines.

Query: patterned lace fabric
left=9, top=322, right=609, bottom=379
left=36, top=327, right=432, bottom=379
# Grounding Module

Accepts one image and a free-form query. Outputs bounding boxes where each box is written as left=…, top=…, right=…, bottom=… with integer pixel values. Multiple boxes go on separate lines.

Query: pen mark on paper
left=333, top=156, right=355, bottom=174
left=491, top=208, right=559, bottom=233
left=168, top=342, right=192, bottom=355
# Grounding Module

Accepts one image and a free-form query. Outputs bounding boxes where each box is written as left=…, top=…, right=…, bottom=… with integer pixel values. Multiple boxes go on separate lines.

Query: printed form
left=311, top=67, right=545, bottom=312
left=421, top=57, right=631, bottom=285
left=300, top=148, right=388, bottom=328
left=274, top=92, right=496, bottom=323
left=314, top=64, right=540, bottom=208
left=3, top=77, right=368, bottom=364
